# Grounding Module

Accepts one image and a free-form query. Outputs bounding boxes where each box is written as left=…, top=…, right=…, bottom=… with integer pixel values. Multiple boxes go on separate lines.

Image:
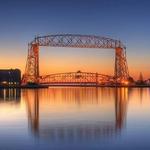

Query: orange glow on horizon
left=0, top=47, right=150, bottom=80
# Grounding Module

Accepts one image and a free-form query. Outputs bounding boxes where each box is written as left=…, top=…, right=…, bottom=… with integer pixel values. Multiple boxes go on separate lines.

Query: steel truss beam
left=33, top=34, right=124, bottom=49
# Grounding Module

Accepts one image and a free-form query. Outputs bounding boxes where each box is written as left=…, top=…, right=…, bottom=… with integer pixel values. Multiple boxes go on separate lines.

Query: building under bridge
left=0, top=69, right=21, bottom=87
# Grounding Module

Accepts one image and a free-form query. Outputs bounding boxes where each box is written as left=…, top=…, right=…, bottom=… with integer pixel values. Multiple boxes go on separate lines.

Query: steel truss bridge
left=22, top=34, right=129, bottom=86
left=39, top=71, right=114, bottom=86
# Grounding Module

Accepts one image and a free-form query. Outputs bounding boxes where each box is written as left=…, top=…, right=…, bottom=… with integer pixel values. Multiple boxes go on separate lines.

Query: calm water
left=0, top=87, right=150, bottom=150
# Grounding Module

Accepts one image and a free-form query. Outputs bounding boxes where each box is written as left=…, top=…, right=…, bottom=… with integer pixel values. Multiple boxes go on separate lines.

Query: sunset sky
left=0, top=0, right=150, bottom=79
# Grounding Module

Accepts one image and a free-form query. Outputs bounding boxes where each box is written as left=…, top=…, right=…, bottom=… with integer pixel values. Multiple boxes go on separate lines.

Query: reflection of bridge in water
left=23, top=88, right=128, bottom=141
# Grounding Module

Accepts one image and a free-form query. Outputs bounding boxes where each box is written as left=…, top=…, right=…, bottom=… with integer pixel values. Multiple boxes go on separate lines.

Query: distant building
left=0, top=69, right=21, bottom=86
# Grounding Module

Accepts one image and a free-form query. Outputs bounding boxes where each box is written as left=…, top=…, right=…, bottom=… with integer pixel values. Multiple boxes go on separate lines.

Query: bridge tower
left=115, top=47, right=129, bottom=82
left=22, top=43, right=39, bottom=84
left=22, top=34, right=129, bottom=85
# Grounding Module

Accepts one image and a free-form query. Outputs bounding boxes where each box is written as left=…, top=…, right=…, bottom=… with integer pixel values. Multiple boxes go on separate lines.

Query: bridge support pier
left=115, top=47, right=129, bottom=83
left=33, top=44, right=39, bottom=83
left=22, top=44, right=39, bottom=84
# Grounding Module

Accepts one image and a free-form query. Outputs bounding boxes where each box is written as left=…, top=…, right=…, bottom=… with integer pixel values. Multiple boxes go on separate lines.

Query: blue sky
left=0, top=0, right=150, bottom=78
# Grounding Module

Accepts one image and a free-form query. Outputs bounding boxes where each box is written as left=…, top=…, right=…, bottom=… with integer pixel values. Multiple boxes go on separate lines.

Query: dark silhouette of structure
left=0, top=69, right=21, bottom=87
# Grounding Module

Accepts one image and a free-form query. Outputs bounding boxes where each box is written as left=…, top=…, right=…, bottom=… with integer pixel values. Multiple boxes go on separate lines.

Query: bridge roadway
left=38, top=71, right=115, bottom=86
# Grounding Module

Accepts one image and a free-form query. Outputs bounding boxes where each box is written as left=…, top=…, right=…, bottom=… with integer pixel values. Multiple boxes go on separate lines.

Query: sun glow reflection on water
left=0, top=87, right=150, bottom=150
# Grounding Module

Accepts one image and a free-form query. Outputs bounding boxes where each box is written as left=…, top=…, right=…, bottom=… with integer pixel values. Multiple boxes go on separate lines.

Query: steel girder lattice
left=38, top=72, right=114, bottom=85
left=22, top=34, right=129, bottom=85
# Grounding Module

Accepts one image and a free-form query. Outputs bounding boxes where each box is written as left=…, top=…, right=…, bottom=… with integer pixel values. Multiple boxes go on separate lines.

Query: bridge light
left=121, top=80, right=129, bottom=85
left=1, top=81, right=8, bottom=85
left=124, top=81, right=129, bottom=85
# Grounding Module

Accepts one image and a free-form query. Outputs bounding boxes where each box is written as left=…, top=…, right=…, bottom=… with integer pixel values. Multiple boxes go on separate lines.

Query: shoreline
left=0, top=84, right=150, bottom=89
